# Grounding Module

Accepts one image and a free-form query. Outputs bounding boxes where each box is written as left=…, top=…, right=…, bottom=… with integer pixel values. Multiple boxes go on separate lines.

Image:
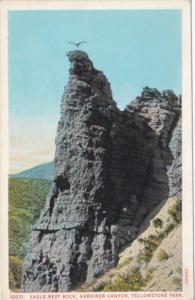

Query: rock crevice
left=22, top=51, right=181, bottom=292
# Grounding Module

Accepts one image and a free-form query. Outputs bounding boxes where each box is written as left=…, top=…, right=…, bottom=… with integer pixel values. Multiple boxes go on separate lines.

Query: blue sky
left=9, top=10, right=181, bottom=173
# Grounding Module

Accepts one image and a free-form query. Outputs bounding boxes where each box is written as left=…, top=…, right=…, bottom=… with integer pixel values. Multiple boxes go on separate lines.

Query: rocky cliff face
left=22, top=51, right=181, bottom=292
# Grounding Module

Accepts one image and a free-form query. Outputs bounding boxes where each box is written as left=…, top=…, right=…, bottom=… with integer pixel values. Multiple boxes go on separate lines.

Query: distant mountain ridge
left=11, top=161, right=55, bottom=181
left=22, top=50, right=182, bottom=292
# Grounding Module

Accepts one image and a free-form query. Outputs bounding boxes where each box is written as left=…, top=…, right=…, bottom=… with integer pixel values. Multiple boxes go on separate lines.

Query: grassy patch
left=145, top=268, right=155, bottom=282
left=172, top=277, right=182, bottom=289
left=167, top=197, right=182, bottom=224
left=79, top=197, right=182, bottom=292
left=92, top=267, right=153, bottom=292
left=152, top=218, right=163, bottom=228
left=157, top=249, right=169, bottom=261
left=9, top=178, right=51, bottom=258
left=116, top=257, right=133, bottom=270
left=137, top=197, right=182, bottom=264
left=9, top=178, right=51, bottom=290
left=173, top=267, right=182, bottom=290
left=137, top=234, right=161, bottom=263
left=9, top=256, right=23, bottom=290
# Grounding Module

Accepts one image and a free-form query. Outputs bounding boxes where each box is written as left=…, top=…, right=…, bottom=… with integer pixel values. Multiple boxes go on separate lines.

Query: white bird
left=68, top=41, right=87, bottom=47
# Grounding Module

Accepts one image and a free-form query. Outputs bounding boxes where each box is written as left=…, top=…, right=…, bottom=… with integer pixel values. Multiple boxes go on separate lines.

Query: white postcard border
left=0, top=1, right=193, bottom=300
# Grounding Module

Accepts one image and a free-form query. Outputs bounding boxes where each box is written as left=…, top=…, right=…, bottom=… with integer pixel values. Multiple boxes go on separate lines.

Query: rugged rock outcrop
left=127, top=87, right=181, bottom=198
left=22, top=51, right=181, bottom=292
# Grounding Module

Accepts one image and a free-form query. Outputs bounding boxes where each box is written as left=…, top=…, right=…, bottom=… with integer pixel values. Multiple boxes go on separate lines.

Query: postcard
left=0, top=1, right=194, bottom=300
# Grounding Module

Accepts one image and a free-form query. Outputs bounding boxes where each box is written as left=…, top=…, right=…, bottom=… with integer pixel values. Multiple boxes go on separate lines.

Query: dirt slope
left=78, top=196, right=182, bottom=292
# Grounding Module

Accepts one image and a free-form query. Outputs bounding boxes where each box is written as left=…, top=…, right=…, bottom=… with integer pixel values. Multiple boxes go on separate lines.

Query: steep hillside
left=9, top=178, right=51, bottom=289
left=11, top=161, right=55, bottom=181
left=21, top=51, right=181, bottom=292
left=9, top=178, right=51, bottom=257
left=78, top=196, right=182, bottom=292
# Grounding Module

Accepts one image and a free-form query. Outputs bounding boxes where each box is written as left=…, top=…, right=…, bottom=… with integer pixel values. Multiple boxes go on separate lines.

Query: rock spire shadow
left=21, top=51, right=181, bottom=292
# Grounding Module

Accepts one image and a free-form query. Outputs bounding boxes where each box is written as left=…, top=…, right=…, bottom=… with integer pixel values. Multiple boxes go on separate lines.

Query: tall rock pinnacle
left=22, top=51, right=181, bottom=292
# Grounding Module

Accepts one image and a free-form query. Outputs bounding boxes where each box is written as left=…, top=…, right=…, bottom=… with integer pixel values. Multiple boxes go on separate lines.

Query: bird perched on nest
left=68, top=41, right=87, bottom=48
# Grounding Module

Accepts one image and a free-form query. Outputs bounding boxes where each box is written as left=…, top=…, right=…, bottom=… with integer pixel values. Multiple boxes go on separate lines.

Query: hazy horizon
left=9, top=10, right=181, bottom=174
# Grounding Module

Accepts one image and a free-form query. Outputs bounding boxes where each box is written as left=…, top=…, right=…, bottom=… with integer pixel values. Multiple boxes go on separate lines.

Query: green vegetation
left=9, top=178, right=50, bottom=257
left=163, top=222, right=175, bottom=237
left=145, top=268, right=155, bottom=282
left=92, top=267, right=154, bottom=292
left=152, top=217, right=163, bottom=228
left=167, top=197, right=182, bottom=224
left=116, top=257, right=133, bottom=270
left=9, top=256, right=23, bottom=290
left=107, top=273, right=115, bottom=279
left=78, top=197, right=182, bottom=292
left=9, top=178, right=51, bottom=289
left=157, top=249, right=169, bottom=261
left=172, top=266, right=182, bottom=290
left=176, top=266, right=182, bottom=273
left=137, top=197, right=182, bottom=264
left=172, top=277, right=182, bottom=288
left=137, top=234, right=161, bottom=263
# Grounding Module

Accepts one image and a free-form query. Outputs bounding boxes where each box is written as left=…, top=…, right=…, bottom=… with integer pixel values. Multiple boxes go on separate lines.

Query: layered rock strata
left=22, top=51, right=181, bottom=292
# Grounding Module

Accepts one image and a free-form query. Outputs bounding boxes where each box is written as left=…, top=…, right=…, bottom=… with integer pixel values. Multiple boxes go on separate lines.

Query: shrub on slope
left=9, top=178, right=51, bottom=290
